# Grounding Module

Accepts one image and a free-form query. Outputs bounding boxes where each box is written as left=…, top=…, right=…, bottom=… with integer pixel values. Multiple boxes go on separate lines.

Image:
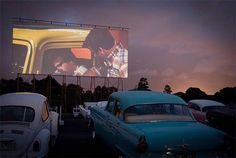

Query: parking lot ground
left=48, top=114, right=117, bottom=157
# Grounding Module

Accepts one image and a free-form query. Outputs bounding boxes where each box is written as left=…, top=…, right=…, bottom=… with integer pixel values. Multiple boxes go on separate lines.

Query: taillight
left=136, top=135, right=148, bottom=153
left=33, top=140, right=40, bottom=152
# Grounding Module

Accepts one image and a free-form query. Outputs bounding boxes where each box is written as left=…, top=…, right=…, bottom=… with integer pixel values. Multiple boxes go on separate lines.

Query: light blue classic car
left=89, top=91, right=229, bottom=157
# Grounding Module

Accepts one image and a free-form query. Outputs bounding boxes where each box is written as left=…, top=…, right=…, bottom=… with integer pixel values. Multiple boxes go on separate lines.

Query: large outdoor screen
left=12, top=23, right=128, bottom=78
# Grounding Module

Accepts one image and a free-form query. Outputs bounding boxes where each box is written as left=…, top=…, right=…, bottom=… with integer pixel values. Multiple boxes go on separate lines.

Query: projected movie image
left=12, top=25, right=128, bottom=78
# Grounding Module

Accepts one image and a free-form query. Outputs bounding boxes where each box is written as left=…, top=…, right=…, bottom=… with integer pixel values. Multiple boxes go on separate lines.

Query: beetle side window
left=42, top=102, right=49, bottom=121
left=106, top=98, right=115, bottom=113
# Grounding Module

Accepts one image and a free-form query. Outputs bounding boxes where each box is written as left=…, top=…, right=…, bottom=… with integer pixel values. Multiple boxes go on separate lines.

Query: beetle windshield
left=124, top=104, right=194, bottom=123
left=0, top=106, right=35, bottom=122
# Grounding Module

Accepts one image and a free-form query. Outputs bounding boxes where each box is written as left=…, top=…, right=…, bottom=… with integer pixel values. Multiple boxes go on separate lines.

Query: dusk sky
left=1, top=0, right=235, bottom=94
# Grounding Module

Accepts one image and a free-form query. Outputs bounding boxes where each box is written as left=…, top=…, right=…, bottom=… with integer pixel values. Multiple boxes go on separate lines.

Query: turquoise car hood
left=129, top=121, right=225, bottom=151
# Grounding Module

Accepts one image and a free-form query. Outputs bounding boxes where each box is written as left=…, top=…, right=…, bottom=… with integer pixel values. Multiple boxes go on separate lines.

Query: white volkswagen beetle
left=0, top=92, right=59, bottom=157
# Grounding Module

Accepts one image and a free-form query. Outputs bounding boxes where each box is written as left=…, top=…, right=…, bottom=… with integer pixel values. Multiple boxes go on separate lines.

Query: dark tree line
left=173, top=87, right=236, bottom=108
left=0, top=76, right=117, bottom=113
left=133, top=78, right=236, bottom=108
left=1, top=76, right=235, bottom=111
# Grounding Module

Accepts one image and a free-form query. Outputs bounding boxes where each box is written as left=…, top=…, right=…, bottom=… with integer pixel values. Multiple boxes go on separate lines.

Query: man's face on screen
left=58, top=61, right=76, bottom=73
left=53, top=57, right=76, bottom=74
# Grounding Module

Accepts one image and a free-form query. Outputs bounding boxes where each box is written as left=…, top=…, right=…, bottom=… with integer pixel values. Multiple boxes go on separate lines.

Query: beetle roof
left=0, top=92, right=47, bottom=111
left=110, top=91, right=187, bottom=109
left=188, top=99, right=225, bottom=108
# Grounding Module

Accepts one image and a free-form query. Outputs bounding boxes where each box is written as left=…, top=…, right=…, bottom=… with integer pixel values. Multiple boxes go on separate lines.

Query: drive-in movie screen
left=12, top=24, right=128, bottom=78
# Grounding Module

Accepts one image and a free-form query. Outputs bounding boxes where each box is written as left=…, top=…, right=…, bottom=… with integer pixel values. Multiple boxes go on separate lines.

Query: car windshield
left=124, top=103, right=194, bottom=123
left=202, top=106, right=226, bottom=112
left=0, top=106, right=35, bottom=122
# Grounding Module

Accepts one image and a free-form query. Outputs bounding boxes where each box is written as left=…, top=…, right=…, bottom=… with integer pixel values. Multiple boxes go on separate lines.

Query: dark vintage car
left=206, top=108, right=236, bottom=137
left=89, top=91, right=229, bottom=157
left=206, top=108, right=236, bottom=157
left=187, top=99, right=226, bottom=124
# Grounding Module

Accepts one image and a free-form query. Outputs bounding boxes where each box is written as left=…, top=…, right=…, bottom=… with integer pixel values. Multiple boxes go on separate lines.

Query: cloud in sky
left=131, top=69, right=157, bottom=77
left=161, top=68, right=175, bottom=77
left=193, top=59, right=218, bottom=73
left=177, top=73, right=189, bottom=81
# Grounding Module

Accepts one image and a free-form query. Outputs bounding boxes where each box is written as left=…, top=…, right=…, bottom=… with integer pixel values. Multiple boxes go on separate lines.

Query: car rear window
left=124, top=103, right=194, bottom=123
left=202, top=106, right=225, bottom=112
left=0, top=106, right=35, bottom=122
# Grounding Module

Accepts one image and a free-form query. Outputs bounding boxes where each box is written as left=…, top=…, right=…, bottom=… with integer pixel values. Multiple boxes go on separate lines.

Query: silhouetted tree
left=214, top=87, right=236, bottom=107
left=19, top=80, right=31, bottom=92
left=107, top=86, right=118, bottom=95
left=0, top=78, right=17, bottom=94
left=66, top=84, right=78, bottom=112
left=101, top=86, right=109, bottom=100
left=173, top=92, right=185, bottom=98
left=184, top=87, right=208, bottom=102
left=163, top=84, right=172, bottom=94
left=137, top=77, right=150, bottom=91
left=94, top=86, right=102, bottom=101
left=50, top=77, right=62, bottom=107
left=33, top=76, right=50, bottom=96
left=83, top=90, right=93, bottom=102
left=75, top=85, right=84, bottom=105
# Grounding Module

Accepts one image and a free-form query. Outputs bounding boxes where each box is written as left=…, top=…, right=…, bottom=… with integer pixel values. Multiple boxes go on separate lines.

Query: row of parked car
left=80, top=91, right=235, bottom=158
left=1, top=91, right=235, bottom=157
